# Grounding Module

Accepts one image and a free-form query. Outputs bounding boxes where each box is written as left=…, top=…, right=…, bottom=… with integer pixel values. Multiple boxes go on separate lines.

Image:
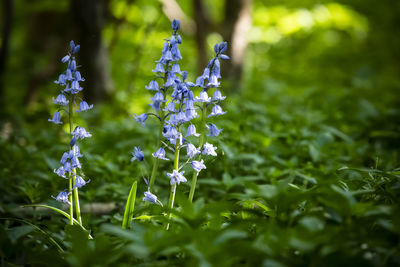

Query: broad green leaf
left=122, top=181, right=137, bottom=229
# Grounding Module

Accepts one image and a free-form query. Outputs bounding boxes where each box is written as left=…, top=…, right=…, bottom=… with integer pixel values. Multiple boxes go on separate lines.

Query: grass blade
left=122, top=181, right=137, bottom=229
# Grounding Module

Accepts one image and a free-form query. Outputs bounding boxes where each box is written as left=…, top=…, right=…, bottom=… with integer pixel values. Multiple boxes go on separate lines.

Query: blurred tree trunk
left=70, top=0, right=113, bottom=103
left=222, top=0, right=252, bottom=92
left=191, top=0, right=252, bottom=91
left=0, top=0, right=13, bottom=107
left=193, top=0, right=209, bottom=73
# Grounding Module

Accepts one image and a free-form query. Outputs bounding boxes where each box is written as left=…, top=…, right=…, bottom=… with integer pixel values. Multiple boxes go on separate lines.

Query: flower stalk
left=50, top=41, right=92, bottom=225
left=188, top=103, right=207, bottom=202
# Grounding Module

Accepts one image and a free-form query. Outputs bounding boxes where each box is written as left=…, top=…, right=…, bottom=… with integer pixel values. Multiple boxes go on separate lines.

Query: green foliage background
left=0, top=0, right=399, bottom=266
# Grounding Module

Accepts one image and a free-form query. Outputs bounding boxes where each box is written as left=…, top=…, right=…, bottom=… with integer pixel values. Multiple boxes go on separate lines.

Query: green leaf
left=22, top=204, right=92, bottom=239
left=122, top=181, right=137, bottom=229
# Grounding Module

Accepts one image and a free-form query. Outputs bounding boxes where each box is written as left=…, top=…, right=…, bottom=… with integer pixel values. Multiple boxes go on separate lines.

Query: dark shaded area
left=0, top=0, right=13, bottom=107
left=70, top=0, right=113, bottom=103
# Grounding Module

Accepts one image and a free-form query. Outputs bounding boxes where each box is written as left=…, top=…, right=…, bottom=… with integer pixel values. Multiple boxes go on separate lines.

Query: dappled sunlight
left=251, top=3, right=368, bottom=44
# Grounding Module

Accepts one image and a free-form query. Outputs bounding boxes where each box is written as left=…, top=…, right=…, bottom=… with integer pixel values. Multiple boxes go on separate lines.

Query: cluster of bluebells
left=131, top=19, right=229, bottom=204
left=50, top=41, right=92, bottom=205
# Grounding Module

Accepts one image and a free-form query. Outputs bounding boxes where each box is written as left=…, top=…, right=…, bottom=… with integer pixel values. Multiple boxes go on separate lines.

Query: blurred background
left=1, top=0, right=400, bottom=265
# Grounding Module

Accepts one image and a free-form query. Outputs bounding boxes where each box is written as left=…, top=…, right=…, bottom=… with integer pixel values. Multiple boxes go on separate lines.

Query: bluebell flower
left=196, top=76, right=205, bottom=87
left=164, top=102, right=177, bottom=112
left=48, top=111, right=63, bottom=124
left=166, top=114, right=178, bottom=126
left=70, top=40, right=76, bottom=51
left=151, top=92, right=166, bottom=103
left=176, top=111, right=188, bottom=124
left=185, top=99, right=195, bottom=110
left=72, top=145, right=83, bottom=158
left=134, top=113, right=148, bottom=127
left=54, top=74, right=67, bottom=85
left=170, top=35, right=178, bottom=45
left=61, top=55, right=70, bottom=63
left=186, top=143, right=201, bottom=158
left=52, top=190, right=71, bottom=205
left=202, top=67, right=210, bottom=78
left=219, top=54, right=230, bottom=60
left=131, top=146, right=144, bottom=162
left=60, top=152, right=70, bottom=165
left=76, top=101, right=93, bottom=112
left=186, top=124, right=200, bottom=137
left=212, top=90, right=226, bottom=101
left=68, top=59, right=77, bottom=72
left=186, top=81, right=196, bottom=88
left=152, top=63, right=165, bottom=73
left=143, top=191, right=158, bottom=204
left=149, top=101, right=162, bottom=111
left=207, top=74, right=220, bottom=88
left=185, top=107, right=198, bottom=120
left=65, top=69, right=73, bottom=80
left=212, top=59, right=221, bottom=78
left=167, top=169, right=187, bottom=185
left=187, top=90, right=195, bottom=101
left=69, top=80, right=82, bottom=94
left=176, top=34, right=182, bottom=44
left=171, top=19, right=180, bottom=31
left=214, top=43, right=219, bottom=54
left=208, top=105, right=226, bottom=117
left=72, top=126, right=92, bottom=139
left=74, top=71, right=85, bottom=81
left=162, top=41, right=169, bottom=54
left=192, top=159, right=206, bottom=174
left=72, top=45, right=80, bottom=54
left=71, top=155, right=81, bottom=169
left=63, top=161, right=72, bottom=173
left=171, top=45, right=182, bottom=60
left=171, top=64, right=181, bottom=74
left=181, top=71, right=188, bottom=81
left=145, top=80, right=159, bottom=91
left=70, top=136, right=77, bottom=147
left=219, top=41, right=228, bottom=53
left=195, top=91, right=211, bottom=103
left=202, top=142, right=217, bottom=156
left=54, top=166, right=67, bottom=178
left=53, top=94, right=69, bottom=106
left=163, top=50, right=173, bottom=62
left=165, top=72, right=176, bottom=87
left=207, top=123, right=223, bottom=137
left=163, top=125, right=180, bottom=144
left=74, top=175, right=90, bottom=189
left=152, top=147, right=169, bottom=160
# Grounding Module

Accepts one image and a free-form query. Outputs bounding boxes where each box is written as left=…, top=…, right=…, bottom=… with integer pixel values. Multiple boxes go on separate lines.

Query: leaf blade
left=122, top=181, right=137, bottom=229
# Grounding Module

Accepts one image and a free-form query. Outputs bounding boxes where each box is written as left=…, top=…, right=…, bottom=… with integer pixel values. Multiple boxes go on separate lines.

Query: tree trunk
left=222, top=0, right=252, bottom=91
left=0, top=0, right=13, bottom=107
left=193, top=0, right=209, bottom=73
left=70, top=0, right=113, bottom=103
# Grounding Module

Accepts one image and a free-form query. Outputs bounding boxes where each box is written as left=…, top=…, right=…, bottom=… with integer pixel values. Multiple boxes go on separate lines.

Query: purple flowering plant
left=130, top=19, right=229, bottom=228
left=47, top=41, right=92, bottom=226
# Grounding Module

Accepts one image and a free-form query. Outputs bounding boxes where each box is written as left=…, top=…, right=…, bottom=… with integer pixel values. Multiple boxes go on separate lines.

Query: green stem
left=166, top=126, right=181, bottom=230
left=68, top=173, right=73, bottom=225
left=73, top=169, right=82, bottom=224
left=188, top=103, right=207, bottom=202
left=68, top=96, right=83, bottom=224
left=68, top=100, right=74, bottom=225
